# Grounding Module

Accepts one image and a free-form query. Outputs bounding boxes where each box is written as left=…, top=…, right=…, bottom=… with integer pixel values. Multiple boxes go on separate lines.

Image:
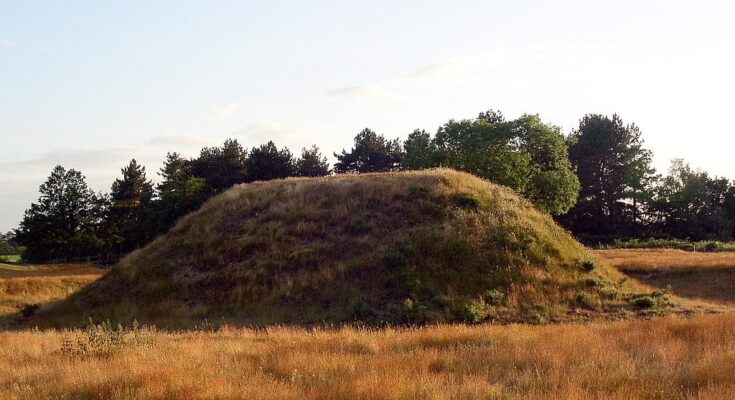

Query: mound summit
left=40, top=169, right=637, bottom=327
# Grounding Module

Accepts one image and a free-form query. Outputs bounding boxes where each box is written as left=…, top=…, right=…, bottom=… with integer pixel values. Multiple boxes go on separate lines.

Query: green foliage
left=633, top=296, right=656, bottom=308
left=602, top=238, right=735, bottom=252
left=15, top=166, right=108, bottom=263
left=190, top=139, right=248, bottom=192
left=651, top=160, right=734, bottom=241
left=0, top=254, right=21, bottom=263
left=461, top=298, right=492, bottom=323
left=334, top=128, right=402, bottom=173
left=561, top=114, right=657, bottom=237
left=245, top=141, right=296, bottom=181
left=483, top=289, right=506, bottom=305
left=402, top=129, right=437, bottom=170
left=575, top=292, right=598, bottom=310
left=0, top=232, right=18, bottom=255
left=107, top=159, right=155, bottom=253
left=296, top=145, right=331, bottom=177
left=422, top=110, right=579, bottom=215
left=581, top=260, right=596, bottom=272
left=153, top=152, right=210, bottom=235
left=630, top=289, right=671, bottom=309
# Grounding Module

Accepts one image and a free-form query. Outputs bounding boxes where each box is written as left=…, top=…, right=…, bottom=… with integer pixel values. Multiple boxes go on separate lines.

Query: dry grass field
left=1, top=315, right=735, bottom=399
left=0, top=250, right=733, bottom=399
left=0, top=264, right=105, bottom=326
left=596, top=249, right=735, bottom=305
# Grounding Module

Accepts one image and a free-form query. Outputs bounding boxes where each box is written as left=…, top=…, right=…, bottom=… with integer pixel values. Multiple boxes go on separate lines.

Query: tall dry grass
left=0, top=314, right=734, bottom=399
left=0, top=264, right=105, bottom=323
left=596, top=249, right=735, bottom=305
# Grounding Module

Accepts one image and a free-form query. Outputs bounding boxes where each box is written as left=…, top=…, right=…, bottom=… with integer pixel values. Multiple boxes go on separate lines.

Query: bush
left=60, top=319, right=155, bottom=357
left=633, top=296, right=657, bottom=308
left=575, top=293, right=599, bottom=310
left=483, top=289, right=506, bottom=306
left=581, top=260, right=596, bottom=272
left=602, top=238, right=735, bottom=253
left=461, top=298, right=490, bottom=323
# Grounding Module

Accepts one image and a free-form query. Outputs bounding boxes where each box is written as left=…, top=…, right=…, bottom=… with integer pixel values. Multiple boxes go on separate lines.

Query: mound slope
left=39, top=169, right=641, bottom=326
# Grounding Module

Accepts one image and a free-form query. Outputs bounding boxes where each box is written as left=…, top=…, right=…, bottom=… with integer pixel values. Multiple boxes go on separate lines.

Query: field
left=0, top=249, right=734, bottom=399
left=0, top=263, right=105, bottom=326
left=596, top=249, right=735, bottom=305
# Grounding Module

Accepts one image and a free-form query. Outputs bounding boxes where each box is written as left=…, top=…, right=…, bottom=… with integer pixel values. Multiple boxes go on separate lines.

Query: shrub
left=581, top=260, right=596, bottom=272
left=483, top=289, right=506, bottom=306
left=633, top=296, right=657, bottom=309
left=60, top=319, right=154, bottom=357
left=575, top=293, right=599, bottom=310
left=20, top=303, right=39, bottom=318
left=461, top=298, right=490, bottom=323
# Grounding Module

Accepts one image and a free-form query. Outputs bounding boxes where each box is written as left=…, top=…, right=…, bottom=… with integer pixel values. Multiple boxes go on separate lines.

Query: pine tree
left=15, top=166, right=106, bottom=262
left=107, top=159, right=154, bottom=252
left=295, top=145, right=331, bottom=177
left=334, top=128, right=402, bottom=173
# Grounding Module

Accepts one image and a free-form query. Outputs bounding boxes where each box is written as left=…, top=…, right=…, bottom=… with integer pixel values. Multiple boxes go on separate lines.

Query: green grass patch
left=0, top=255, right=21, bottom=263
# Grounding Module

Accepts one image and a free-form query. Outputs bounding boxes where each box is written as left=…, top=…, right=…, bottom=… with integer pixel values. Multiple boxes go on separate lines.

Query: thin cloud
left=234, top=121, right=304, bottom=146
left=208, top=103, right=240, bottom=120
left=324, top=84, right=393, bottom=99
left=0, top=39, right=16, bottom=48
left=147, top=134, right=212, bottom=149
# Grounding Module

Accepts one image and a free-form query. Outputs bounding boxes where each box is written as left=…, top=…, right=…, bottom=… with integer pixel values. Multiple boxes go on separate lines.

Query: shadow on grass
left=623, top=267, right=735, bottom=305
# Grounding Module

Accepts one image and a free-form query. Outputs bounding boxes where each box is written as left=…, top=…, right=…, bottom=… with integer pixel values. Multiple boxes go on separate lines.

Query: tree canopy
left=107, top=159, right=155, bottom=252
left=15, top=166, right=107, bottom=262
left=560, top=114, right=656, bottom=238
left=409, top=111, right=580, bottom=215
left=334, top=129, right=402, bottom=173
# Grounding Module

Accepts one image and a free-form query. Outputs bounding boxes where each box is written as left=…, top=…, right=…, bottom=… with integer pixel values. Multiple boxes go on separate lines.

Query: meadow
left=596, top=249, right=735, bottom=305
left=0, top=249, right=731, bottom=398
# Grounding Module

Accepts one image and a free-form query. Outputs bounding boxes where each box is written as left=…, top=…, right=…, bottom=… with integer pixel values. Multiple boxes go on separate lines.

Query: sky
left=1, top=0, right=734, bottom=232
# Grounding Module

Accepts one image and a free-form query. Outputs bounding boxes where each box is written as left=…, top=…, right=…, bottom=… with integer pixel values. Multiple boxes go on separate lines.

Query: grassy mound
left=37, top=169, right=641, bottom=327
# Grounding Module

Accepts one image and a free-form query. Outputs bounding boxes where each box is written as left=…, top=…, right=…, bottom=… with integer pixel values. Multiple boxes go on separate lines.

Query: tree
left=107, top=159, right=154, bottom=252
left=433, top=111, right=579, bottom=215
left=153, top=152, right=208, bottom=234
left=402, top=129, right=437, bottom=170
left=245, top=141, right=296, bottom=181
left=334, top=128, right=402, bottom=173
left=560, top=114, right=656, bottom=238
left=651, top=160, right=733, bottom=240
left=190, top=139, right=248, bottom=192
left=0, top=232, right=16, bottom=255
left=295, top=145, right=331, bottom=177
left=14, top=166, right=107, bottom=262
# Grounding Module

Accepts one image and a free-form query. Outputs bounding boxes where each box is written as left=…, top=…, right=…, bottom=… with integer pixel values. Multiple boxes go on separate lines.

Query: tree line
left=12, top=110, right=735, bottom=262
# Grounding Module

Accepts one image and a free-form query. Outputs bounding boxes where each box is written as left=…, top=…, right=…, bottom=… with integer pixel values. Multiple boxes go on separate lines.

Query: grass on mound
left=36, top=169, right=661, bottom=327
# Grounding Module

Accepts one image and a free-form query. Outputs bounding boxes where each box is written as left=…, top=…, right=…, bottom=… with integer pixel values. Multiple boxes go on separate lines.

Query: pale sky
left=1, top=0, right=734, bottom=232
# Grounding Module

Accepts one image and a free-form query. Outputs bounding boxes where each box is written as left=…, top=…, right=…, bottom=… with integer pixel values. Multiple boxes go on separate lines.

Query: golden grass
left=596, top=249, right=735, bottom=305
left=0, top=314, right=734, bottom=399
left=0, top=264, right=105, bottom=324
left=0, top=250, right=732, bottom=398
